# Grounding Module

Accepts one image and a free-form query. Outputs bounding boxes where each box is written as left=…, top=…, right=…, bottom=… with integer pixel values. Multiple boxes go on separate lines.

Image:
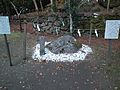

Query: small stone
left=84, top=82, right=87, bottom=85
left=22, top=86, right=25, bottom=88
left=102, top=64, right=106, bottom=66
left=86, top=79, right=89, bottom=82
left=114, top=87, right=118, bottom=90
left=20, top=81, right=22, bottom=84
left=94, top=88, right=97, bottom=90
left=92, top=72, right=94, bottom=74
left=77, top=86, right=79, bottom=89
left=65, top=78, right=68, bottom=80
left=40, top=73, right=42, bottom=76
left=52, top=73, right=54, bottom=75
left=54, top=72, right=57, bottom=75
left=3, top=87, right=7, bottom=89
left=75, top=81, right=78, bottom=84
left=90, top=82, right=94, bottom=84
left=53, top=80, right=56, bottom=82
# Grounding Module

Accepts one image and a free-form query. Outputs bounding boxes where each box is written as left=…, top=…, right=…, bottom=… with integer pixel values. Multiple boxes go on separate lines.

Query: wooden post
left=19, top=15, right=23, bottom=32
left=51, top=0, right=57, bottom=12
left=4, top=34, right=12, bottom=66
left=89, top=22, right=92, bottom=45
left=23, top=20, right=27, bottom=60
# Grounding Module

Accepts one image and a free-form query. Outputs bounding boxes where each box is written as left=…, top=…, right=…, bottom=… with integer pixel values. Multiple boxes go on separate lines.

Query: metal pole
left=23, top=20, right=27, bottom=60
left=108, top=39, right=112, bottom=56
left=4, top=34, right=12, bottom=66
left=107, top=0, right=112, bottom=57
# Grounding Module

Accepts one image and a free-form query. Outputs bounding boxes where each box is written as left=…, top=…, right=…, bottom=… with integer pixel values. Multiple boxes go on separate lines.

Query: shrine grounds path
left=0, top=32, right=120, bottom=90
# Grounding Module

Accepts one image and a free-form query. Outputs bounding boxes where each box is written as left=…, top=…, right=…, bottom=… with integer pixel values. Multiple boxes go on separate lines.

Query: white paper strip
left=95, top=29, right=98, bottom=37
left=37, top=24, right=41, bottom=31
left=77, top=29, right=81, bottom=37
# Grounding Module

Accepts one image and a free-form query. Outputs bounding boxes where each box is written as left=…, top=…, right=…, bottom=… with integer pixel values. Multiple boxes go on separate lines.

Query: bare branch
left=9, top=0, right=19, bottom=16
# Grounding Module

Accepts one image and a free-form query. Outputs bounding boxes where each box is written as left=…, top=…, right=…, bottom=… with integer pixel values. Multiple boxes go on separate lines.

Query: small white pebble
left=20, top=81, right=22, bottom=84
left=22, top=86, right=25, bottom=88
left=94, top=88, right=97, bottom=90
left=53, top=80, right=56, bottom=82
left=77, top=86, right=79, bottom=89
left=90, top=82, right=94, bottom=84
left=114, top=87, right=118, bottom=90
left=86, top=79, right=89, bottom=82
left=40, top=73, right=42, bottom=76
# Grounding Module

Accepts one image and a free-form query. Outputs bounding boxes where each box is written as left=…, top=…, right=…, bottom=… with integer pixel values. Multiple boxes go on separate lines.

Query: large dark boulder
left=46, top=35, right=81, bottom=54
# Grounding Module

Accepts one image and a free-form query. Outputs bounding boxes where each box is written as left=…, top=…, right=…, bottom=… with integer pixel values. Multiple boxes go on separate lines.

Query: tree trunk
left=9, top=0, right=23, bottom=32
left=107, top=0, right=110, bottom=14
left=69, top=0, right=73, bottom=33
left=40, top=0, right=43, bottom=11
left=50, top=0, right=53, bottom=5
left=70, top=14, right=73, bottom=33
left=32, top=0, right=39, bottom=19
left=32, top=0, right=39, bottom=12
left=51, top=0, right=57, bottom=12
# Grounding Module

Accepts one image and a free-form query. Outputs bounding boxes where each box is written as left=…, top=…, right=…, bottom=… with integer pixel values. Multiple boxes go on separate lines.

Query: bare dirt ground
left=0, top=21, right=120, bottom=90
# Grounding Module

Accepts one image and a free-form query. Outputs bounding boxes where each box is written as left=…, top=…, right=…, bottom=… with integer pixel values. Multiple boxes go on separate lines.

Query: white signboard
left=0, top=16, right=10, bottom=34
left=104, top=20, right=120, bottom=39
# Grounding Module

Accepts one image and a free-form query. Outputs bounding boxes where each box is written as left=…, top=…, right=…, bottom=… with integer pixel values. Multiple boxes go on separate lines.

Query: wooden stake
left=89, top=22, right=92, bottom=45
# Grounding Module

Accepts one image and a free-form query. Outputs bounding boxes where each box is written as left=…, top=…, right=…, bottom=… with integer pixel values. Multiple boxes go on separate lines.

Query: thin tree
left=9, top=0, right=23, bottom=32
left=32, top=0, right=39, bottom=15
left=66, top=0, right=89, bottom=34
left=9, top=0, right=19, bottom=15
left=68, top=0, right=72, bottom=33
left=107, top=0, right=110, bottom=13
left=50, top=0, right=57, bottom=12
left=40, top=0, right=43, bottom=11
left=32, top=0, right=40, bottom=24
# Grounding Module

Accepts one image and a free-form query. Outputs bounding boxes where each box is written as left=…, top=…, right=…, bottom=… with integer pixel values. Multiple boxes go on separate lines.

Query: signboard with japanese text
left=104, top=20, right=120, bottom=39
left=0, top=16, right=10, bottom=34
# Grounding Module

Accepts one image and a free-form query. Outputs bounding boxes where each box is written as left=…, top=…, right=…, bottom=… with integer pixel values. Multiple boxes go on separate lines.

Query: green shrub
left=74, top=40, right=82, bottom=49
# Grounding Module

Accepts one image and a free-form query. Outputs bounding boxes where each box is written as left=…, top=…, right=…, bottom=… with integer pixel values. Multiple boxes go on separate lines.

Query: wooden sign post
left=0, top=16, right=12, bottom=66
left=23, top=20, right=27, bottom=60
